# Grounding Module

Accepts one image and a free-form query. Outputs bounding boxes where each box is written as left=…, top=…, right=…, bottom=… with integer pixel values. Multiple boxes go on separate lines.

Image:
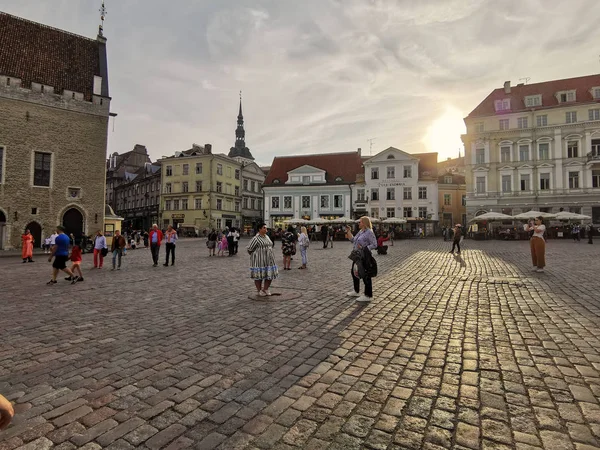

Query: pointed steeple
left=229, top=91, right=254, bottom=162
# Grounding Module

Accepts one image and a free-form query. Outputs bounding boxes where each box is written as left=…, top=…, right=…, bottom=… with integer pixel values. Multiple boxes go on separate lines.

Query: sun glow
left=424, top=106, right=466, bottom=161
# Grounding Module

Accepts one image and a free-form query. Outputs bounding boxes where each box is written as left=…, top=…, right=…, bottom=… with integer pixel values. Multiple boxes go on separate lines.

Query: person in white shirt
left=93, top=230, right=107, bottom=269
left=525, top=216, right=546, bottom=273
left=49, top=232, right=58, bottom=246
left=233, top=228, right=240, bottom=255
left=44, top=237, right=52, bottom=254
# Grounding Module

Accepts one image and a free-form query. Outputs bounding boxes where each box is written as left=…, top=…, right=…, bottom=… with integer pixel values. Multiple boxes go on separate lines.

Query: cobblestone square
left=1, top=238, right=600, bottom=449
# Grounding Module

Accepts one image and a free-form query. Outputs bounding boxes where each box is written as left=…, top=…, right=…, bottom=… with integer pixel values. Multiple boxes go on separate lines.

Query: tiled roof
left=264, top=152, right=364, bottom=185
left=468, top=74, right=600, bottom=118
left=438, top=173, right=466, bottom=184
left=0, top=11, right=103, bottom=101
left=415, top=152, right=438, bottom=180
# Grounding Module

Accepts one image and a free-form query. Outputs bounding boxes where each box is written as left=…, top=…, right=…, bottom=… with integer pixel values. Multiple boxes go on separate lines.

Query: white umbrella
left=513, top=210, right=556, bottom=220
left=310, top=217, right=330, bottom=225
left=327, top=216, right=355, bottom=224
left=382, top=217, right=407, bottom=224
left=356, top=217, right=381, bottom=224
left=554, top=211, right=591, bottom=221
left=469, top=212, right=514, bottom=222
left=286, top=218, right=309, bottom=225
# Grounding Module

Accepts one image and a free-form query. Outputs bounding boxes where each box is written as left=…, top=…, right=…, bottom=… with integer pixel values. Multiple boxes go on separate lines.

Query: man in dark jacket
left=111, top=230, right=127, bottom=270
left=321, top=225, right=328, bottom=249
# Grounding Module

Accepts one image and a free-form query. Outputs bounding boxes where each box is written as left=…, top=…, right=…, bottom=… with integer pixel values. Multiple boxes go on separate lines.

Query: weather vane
left=99, top=0, right=107, bottom=36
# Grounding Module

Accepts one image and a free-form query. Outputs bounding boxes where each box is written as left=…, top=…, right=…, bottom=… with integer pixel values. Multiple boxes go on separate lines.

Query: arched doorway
left=0, top=210, right=6, bottom=250
left=62, top=208, right=84, bottom=242
left=25, top=221, right=42, bottom=250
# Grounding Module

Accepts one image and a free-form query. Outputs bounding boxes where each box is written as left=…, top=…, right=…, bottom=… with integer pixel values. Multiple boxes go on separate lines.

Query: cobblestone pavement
left=1, top=238, right=600, bottom=450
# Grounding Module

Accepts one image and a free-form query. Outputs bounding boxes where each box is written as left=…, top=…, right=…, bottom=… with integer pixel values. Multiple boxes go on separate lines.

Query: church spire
left=228, top=91, right=254, bottom=162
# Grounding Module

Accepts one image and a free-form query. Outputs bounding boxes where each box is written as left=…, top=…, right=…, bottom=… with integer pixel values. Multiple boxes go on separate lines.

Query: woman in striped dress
left=247, top=223, right=278, bottom=296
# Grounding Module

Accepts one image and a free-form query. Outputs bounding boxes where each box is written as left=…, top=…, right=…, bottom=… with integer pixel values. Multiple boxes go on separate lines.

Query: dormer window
left=525, top=95, right=542, bottom=107
left=557, top=90, right=576, bottom=103
left=335, top=176, right=343, bottom=182
left=302, top=176, right=310, bottom=184
left=386, top=154, right=395, bottom=159
left=494, top=99, right=511, bottom=112
left=444, top=176, right=452, bottom=184
left=273, top=179, right=280, bottom=184
left=592, top=87, right=600, bottom=99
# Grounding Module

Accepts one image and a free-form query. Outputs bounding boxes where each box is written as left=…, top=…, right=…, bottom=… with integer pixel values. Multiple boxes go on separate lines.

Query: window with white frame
left=386, top=208, right=395, bottom=218
left=195, top=181, right=202, bottom=192
left=320, top=195, right=329, bottom=208
left=476, top=177, right=486, bottom=193
left=250, top=181, right=256, bottom=192
left=517, top=117, right=529, bottom=129
left=216, top=199, right=222, bottom=210
left=594, top=88, right=600, bottom=99
left=182, top=182, right=188, bottom=193
left=418, top=207, right=428, bottom=218
left=165, top=183, right=172, bottom=193
left=243, top=179, right=248, bottom=191
left=386, top=166, right=395, bottom=179
left=371, top=168, right=379, bottom=180
left=165, top=200, right=171, bottom=210
left=592, top=139, right=600, bottom=156
left=443, top=194, right=451, bottom=205
left=301, top=196, right=310, bottom=208
left=418, top=186, right=427, bottom=199
left=357, top=189, right=365, bottom=201
left=593, top=170, right=600, bottom=188
left=182, top=164, right=189, bottom=175
left=216, top=181, right=222, bottom=193
left=271, top=197, right=279, bottom=209
left=475, top=122, right=484, bottom=133
left=500, top=146, right=511, bottom=162
left=181, top=199, right=188, bottom=210
left=216, top=163, right=223, bottom=175
left=243, top=198, right=248, bottom=209
left=475, top=148, right=485, bottom=164
left=302, top=176, right=310, bottom=184
left=444, top=175, right=452, bottom=184
left=569, top=171, right=580, bottom=189
left=195, top=198, right=202, bottom=209
left=403, top=187, right=412, bottom=200
left=494, top=99, right=511, bottom=111
left=371, top=188, right=379, bottom=201
left=558, top=91, right=576, bottom=103
left=499, top=119, right=509, bottom=130
left=403, top=165, right=412, bottom=178
left=234, top=186, right=240, bottom=196
left=519, top=144, right=529, bottom=161
left=540, top=173, right=550, bottom=190
left=589, top=109, right=600, bottom=121
left=235, top=169, right=240, bottom=180
left=166, top=165, right=173, bottom=176
left=216, top=219, right=222, bottom=229
left=195, top=162, right=202, bottom=174
left=538, top=143, right=549, bottom=160
left=386, top=188, right=395, bottom=200
left=536, top=115, right=548, bottom=127
left=567, top=141, right=579, bottom=158
left=173, top=199, right=180, bottom=210
left=235, top=201, right=240, bottom=212
left=525, top=95, right=542, bottom=107
left=566, top=111, right=577, bottom=124
left=501, top=175, right=512, bottom=193
left=284, top=196, right=292, bottom=209
left=334, top=195, right=342, bottom=208
left=251, top=199, right=256, bottom=210
left=33, top=152, right=52, bottom=187
left=520, top=174, right=530, bottom=191
left=403, top=207, right=412, bottom=218
left=371, top=208, right=379, bottom=219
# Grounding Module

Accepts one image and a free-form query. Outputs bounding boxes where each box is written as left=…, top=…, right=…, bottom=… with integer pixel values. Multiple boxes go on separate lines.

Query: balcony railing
left=587, top=152, right=600, bottom=162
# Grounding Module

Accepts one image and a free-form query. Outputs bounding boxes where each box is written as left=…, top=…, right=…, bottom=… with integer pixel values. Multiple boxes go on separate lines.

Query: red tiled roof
left=264, top=152, right=364, bottom=185
left=414, top=152, right=438, bottom=180
left=0, top=11, right=102, bottom=101
left=468, top=74, right=600, bottom=118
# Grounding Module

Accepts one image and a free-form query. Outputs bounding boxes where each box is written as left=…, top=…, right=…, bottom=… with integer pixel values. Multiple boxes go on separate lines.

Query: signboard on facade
left=172, top=214, right=185, bottom=219
left=378, top=182, right=406, bottom=187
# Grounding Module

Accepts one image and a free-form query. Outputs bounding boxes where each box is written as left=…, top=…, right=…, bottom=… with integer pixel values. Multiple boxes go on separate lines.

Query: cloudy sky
left=2, top=0, right=600, bottom=165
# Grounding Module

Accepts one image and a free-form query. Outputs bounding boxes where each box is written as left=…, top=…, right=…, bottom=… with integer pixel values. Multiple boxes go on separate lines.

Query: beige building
left=0, top=12, right=111, bottom=249
left=438, top=173, right=466, bottom=228
left=462, top=75, right=600, bottom=223
left=159, top=144, right=242, bottom=232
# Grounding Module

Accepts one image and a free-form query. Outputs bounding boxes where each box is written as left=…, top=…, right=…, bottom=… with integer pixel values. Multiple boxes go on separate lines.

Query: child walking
left=217, top=234, right=228, bottom=257
left=66, top=245, right=84, bottom=282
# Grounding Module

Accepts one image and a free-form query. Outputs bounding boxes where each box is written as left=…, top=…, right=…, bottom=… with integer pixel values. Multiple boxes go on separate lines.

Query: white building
left=462, top=75, right=600, bottom=223
left=363, top=147, right=439, bottom=235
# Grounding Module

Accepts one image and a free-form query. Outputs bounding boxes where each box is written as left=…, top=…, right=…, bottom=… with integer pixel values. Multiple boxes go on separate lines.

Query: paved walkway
left=0, top=239, right=599, bottom=450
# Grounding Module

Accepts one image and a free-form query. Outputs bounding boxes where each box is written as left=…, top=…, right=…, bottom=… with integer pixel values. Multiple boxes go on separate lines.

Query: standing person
left=281, top=226, right=295, bottom=270
left=377, top=233, right=390, bottom=255
left=298, top=226, right=309, bottom=269
left=21, top=229, right=35, bottom=263
left=47, top=226, right=76, bottom=285
left=233, top=228, right=240, bottom=255
left=345, top=216, right=377, bottom=303
left=149, top=224, right=163, bottom=267
left=217, top=232, right=228, bottom=257
left=164, top=225, right=178, bottom=266
left=43, top=236, right=52, bottom=254
left=328, top=226, right=335, bottom=248
left=93, top=230, right=107, bottom=269
left=207, top=229, right=217, bottom=256
left=65, top=244, right=84, bottom=281
left=588, top=224, right=594, bottom=244
left=449, top=224, right=462, bottom=255
left=526, top=216, right=546, bottom=273
left=111, top=230, right=126, bottom=270
left=442, top=227, right=447, bottom=241
left=227, top=228, right=235, bottom=257
left=572, top=224, right=580, bottom=242
left=321, top=224, right=328, bottom=249
left=247, top=223, right=278, bottom=296
left=143, top=231, right=149, bottom=248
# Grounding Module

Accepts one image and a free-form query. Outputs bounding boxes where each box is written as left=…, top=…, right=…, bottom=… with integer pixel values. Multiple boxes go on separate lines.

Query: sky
left=2, top=0, right=600, bottom=165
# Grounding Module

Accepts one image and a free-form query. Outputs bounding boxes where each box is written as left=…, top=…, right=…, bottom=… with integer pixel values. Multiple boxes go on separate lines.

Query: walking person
left=164, top=225, right=178, bottom=266
left=149, top=224, right=163, bottom=267
left=526, top=216, right=546, bottom=273
left=111, top=230, right=126, bottom=270
left=298, top=226, right=309, bottom=269
left=449, top=224, right=462, bottom=255
left=281, top=225, right=295, bottom=270
left=247, top=223, right=278, bottom=296
left=47, top=226, right=77, bottom=285
left=21, top=229, right=35, bottom=263
left=227, top=228, right=235, bottom=257
left=93, top=230, right=107, bottom=269
left=65, top=244, right=84, bottom=282
left=321, top=224, right=328, bottom=249
left=345, top=216, right=377, bottom=303
left=207, top=229, right=217, bottom=256
left=328, top=226, right=335, bottom=248
left=233, top=228, right=240, bottom=255
left=143, top=231, right=149, bottom=248
left=588, top=224, right=594, bottom=244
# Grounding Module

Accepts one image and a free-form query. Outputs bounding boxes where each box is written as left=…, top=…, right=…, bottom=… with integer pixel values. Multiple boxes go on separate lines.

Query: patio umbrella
left=554, top=211, right=591, bottom=221
left=513, top=210, right=556, bottom=220
left=382, top=218, right=407, bottom=224
left=327, top=216, right=355, bottom=224
left=285, top=218, right=309, bottom=225
left=468, top=212, right=514, bottom=222
left=310, top=218, right=330, bottom=225
left=356, top=217, right=381, bottom=224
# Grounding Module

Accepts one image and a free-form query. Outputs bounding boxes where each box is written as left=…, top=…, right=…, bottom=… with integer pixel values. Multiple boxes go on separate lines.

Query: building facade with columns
left=462, top=75, right=600, bottom=223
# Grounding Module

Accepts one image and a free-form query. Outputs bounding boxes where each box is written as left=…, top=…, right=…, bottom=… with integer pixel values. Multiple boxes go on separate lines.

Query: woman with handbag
left=298, top=226, right=309, bottom=269
left=345, top=216, right=377, bottom=303
left=281, top=225, right=295, bottom=270
left=93, top=230, right=107, bottom=269
left=248, top=222, right=278, bottom=296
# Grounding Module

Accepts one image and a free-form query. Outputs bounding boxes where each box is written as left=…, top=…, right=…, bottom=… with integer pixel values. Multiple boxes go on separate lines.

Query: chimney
left=504, top=81, right=511, bottom=94
left=357, top=147, right=361, bottom=157
left=205, top=144, right=212, bottom=154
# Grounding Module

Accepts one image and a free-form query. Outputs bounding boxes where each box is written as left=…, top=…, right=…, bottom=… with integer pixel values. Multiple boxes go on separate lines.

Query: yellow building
left=158, top=144, right=242, bottom=233
left=438, top=173, right=466, bottom=227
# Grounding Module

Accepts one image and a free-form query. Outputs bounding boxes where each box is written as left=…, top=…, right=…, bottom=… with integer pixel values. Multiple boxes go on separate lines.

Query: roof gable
left=264, top=152, right=363, bottom=185
left=287, top=165, right=326, bottom=175
left=364, top=147, right=418, bottom=164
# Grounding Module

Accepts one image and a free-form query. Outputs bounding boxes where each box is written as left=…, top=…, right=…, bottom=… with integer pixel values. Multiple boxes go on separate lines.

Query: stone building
left=106, top=144, right=152, bottom=210
left=0, top=12, right=111, bottom=249
left=113, top=163, right=161, bottom=232
left=462, top=75, right=600, bottom=223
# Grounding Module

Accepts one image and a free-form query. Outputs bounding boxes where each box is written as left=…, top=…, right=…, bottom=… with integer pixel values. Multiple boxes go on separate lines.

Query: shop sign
left=378, top=181, right=406, bottom=187
left=172, top=214, right=185, bottom=219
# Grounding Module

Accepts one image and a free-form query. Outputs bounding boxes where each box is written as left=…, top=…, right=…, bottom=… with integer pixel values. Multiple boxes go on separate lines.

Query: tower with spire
left=228, top=92, right=255, bottom=164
